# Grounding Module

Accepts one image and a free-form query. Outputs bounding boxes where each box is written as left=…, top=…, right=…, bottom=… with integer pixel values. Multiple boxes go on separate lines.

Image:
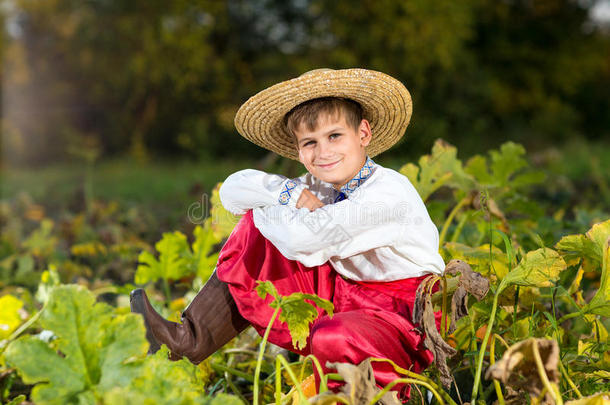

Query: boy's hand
left=296, top=189, right=324, bottom=211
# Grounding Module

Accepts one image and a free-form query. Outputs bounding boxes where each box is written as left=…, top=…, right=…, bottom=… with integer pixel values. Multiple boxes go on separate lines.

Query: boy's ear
left=359, top=119, right=372, bottom=147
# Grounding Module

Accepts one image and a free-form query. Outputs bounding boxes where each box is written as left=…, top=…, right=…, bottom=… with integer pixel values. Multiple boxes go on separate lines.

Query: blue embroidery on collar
left=334, top=156, right=376, bottom=202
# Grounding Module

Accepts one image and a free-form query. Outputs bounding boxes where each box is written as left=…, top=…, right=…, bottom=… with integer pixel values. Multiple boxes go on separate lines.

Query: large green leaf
left=103, top=346, right=232, bottom=405
left=584, top=237, right=610, bottom=317
left=5, top=285, right=149, bottom=404
left=556, top=219, right=610, bottom=269
left=464, top=142, right=544, bottom=191
left=190, top=218, right=220, bottom=282
left=135, top=231, right=191, bottom=284
left=489, top=142, right=528, bottom=187
left=499, top=248, right=567, bottom=293
left=399, top=139, right=474, bottom=201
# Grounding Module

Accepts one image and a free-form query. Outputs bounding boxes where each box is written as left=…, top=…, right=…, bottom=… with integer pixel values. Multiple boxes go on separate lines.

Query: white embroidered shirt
left=218, top=156, right=445, bottom=281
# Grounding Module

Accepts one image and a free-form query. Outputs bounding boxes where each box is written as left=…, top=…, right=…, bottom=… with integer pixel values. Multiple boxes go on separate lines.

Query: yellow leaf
left=565, top=392, right=610, bottom=405
left=500, top=248, right=566, bottom=292
left=0, top=295, right=25, bottom=340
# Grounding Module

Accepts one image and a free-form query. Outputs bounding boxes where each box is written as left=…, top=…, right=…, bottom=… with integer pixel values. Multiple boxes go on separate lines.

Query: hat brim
left=234, top=68, right=412, bottom=161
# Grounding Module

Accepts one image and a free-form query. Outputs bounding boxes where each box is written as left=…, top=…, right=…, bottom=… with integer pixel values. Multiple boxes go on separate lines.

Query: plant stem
left=532, top=340, right=562, bottom=405
left=471, top=288, right=500, bottom=403
left=369, top=378, right=445, bottom=405
left=490, top=335, right=505, bottom=405
left=254, top=305, right=281, bottom=405
left=557, top=311, right=582, bottom=324
left=558, top=359, right=582, bottom=398
left=275, top=354, right=308, bottom=405
left=299, top=354, right=328, bottom=393
left=162, top=278, right=171, bottom=305
left=441, top=276, right=448, bottom=339
left=210, top=362, right=254, bottom=382
left=450, top=210, right=471, bottom=243
left=369, top=357, right=457, bottom=405
left=439, top=197, right=470, bottom=248
left=1, top=304, right=46, bottom=350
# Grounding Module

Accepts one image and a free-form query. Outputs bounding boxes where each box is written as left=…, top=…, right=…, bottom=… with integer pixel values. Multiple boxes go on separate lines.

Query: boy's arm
left=219, top=169, right=308, bottom=216
left=251, top=184, right=440, bottom=268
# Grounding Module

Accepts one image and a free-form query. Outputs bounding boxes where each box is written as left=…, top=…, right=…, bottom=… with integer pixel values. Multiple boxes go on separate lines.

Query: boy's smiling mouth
left=316, top=159, right=342, bottom=169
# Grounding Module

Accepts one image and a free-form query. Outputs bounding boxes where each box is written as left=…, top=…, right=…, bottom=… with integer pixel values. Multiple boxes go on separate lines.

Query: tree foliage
left=1, top=0, right=609, bottom=165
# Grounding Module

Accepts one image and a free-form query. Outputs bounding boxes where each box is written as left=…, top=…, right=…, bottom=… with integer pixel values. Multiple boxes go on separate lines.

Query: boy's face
left=294, top=112, right=372, bottom=190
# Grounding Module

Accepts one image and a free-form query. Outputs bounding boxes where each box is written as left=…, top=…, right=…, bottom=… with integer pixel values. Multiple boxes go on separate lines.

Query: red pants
left=216, top=210, right=436, bottom=400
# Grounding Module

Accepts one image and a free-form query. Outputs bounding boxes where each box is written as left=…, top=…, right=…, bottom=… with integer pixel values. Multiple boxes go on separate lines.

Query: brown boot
left=130, top=271, right=250, bottom=364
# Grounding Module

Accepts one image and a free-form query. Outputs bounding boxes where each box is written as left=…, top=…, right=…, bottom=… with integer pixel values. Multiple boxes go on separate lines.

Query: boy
left=131, top=68, right=445, bottom=400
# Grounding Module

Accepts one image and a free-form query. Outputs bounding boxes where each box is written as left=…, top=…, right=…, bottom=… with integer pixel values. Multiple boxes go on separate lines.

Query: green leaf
left=103, top=346, right=222, bottom=405
left=585, top=220, right=610, bottom=263
left=565, top=392, right=610, bottom=405
left=5, top=336, right=85, bottom=404
left=256, top=281, right=334, bottom=351
left=499, top=248, right=567, bottom=293
left=465, top=142, right=542, bottom=191
left=210, top=183, right=239, bottom=240
left=135, top=231, right=191, bottom=284
left=584, top=237, right=610, bottom=317
left=399, top=139, right=475, bottom=201
left=36, top=265, right=61, bottom=304
left=255, top=280, right=280, bottom=302
left=489, top=142, right=527, bottom=187
left=276, top=293, right=335, bottom=351
left=6, top=395, right=26, bottom=405
left=4, top=285, right=149, bottom=404
left=555, top=234, right=598, bottom=266
left=443, top=242, right=509, bottom=279
left=0, top=294, right=24, bottom=340
left=190, top=218, right=220, bottom=282
left=556, top=219, right=610, bottom=269
left=464, top=155, right=493, bottom=185
left=22, top=219, right=58, bottom=257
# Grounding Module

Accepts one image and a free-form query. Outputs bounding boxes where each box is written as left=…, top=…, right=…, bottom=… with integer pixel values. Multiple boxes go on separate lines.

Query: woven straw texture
left=234, top=68, right=412, bottom=161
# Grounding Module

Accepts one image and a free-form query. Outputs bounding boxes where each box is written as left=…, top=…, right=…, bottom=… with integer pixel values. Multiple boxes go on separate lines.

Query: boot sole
left=130, top=289, right=162, bottom=354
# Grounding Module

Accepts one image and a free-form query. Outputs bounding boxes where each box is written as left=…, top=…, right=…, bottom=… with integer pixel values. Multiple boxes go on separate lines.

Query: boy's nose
left=316, top=141, right=334, bottom=158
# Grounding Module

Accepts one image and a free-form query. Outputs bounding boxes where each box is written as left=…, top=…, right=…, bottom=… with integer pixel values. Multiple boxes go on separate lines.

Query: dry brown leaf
left=445, top=259, right=490, bottom=300
left=448, top=285, right=468, bottom=335
left=310, top=359, right=401, bottom=405
left=412, top=274, right=436, bottom=326
left=444, top=259, right=490, bottom=334
left=485, top=338, right=559, bottom=402
left=422, top=292, right=457, bottom=388
left=412, top=273, right=458, bottom=388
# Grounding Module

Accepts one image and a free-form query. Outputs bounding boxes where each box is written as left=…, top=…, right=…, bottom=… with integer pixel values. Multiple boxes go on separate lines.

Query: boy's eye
left=330, top=133, right=341, bottom=139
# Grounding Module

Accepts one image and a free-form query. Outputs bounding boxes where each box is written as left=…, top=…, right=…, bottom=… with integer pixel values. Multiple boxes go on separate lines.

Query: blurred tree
left=1, top=0, right=609, bottom=165
left=305, top=0, right=610, bottom=157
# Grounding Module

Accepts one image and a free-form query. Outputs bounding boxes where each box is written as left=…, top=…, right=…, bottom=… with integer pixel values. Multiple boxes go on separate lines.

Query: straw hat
left=234, top=68, right=412, bottom=161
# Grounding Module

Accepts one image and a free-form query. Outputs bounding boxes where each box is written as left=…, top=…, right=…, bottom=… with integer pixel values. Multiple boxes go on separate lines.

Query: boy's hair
left=283, top=97, right=363, bottom=143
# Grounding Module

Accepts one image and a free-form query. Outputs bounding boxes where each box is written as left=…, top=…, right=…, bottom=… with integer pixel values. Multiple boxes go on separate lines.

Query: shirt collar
left=337, top=156, right=377, bottom=198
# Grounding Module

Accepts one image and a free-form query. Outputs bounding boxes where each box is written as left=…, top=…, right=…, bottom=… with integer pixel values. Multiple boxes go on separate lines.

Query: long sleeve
left=219, top=169, right=308, bottom=216
left=251, top=167, right=441, bottom=271
left=252, top=198, right=407, bottom=267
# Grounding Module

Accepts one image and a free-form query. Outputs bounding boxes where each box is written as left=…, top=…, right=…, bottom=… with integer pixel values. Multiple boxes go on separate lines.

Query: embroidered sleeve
left=278, top=179, right=307, bottom=207
left=219, top=169, right=306, bottom=216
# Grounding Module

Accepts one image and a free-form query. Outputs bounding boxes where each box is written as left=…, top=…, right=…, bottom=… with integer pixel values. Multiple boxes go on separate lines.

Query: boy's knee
left=310, top=316, right=352, bottom=360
